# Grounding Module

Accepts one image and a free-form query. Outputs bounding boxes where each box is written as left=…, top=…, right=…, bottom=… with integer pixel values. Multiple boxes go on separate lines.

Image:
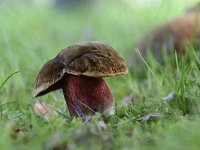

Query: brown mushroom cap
left=34, top=41, right=128, bottom=97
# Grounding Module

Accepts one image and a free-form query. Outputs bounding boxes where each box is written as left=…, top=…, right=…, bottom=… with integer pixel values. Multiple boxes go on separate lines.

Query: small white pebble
left=33, top=102, right=59, bottom=121
left=97, top=120, right=106, bottom=130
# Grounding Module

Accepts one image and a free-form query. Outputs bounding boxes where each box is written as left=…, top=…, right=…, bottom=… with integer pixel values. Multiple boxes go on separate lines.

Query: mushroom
left=186, top=2, right=200, bottom=13
left=130, top=3, right=200, bottom=64
left=33, top=41, right=128, bottom=119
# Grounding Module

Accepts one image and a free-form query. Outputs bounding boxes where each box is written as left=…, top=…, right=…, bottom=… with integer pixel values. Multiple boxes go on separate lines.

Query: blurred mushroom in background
left=186, top=2, right=200, bottom=13
left=130, top=2, right=200, bottom=65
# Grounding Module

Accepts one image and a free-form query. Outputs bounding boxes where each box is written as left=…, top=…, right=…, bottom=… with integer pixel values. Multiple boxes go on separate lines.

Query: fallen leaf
left=162, top=92, right=193, bottom=115
left=162, top=92, right=174, bottom=103
left=137, top=114, right=160, bottom=122
left=120, top=94, right=135, bottom=107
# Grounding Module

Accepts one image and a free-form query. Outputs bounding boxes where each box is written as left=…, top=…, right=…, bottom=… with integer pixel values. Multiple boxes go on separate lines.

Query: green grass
left=0, top=0, right=200, bottom=149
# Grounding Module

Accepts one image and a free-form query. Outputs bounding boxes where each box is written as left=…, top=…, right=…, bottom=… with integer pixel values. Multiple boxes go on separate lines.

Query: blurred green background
left=0, top=0, right=199, bottom=150
left=0, top=0, right=197, bottom=96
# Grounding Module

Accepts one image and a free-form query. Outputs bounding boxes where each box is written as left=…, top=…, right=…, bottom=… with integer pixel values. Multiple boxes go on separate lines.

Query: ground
left=0, top=0, right=200, bottom=150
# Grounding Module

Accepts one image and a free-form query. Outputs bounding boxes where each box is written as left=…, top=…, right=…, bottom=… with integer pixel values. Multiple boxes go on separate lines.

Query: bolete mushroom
left=33, top=41, right=128, bottom=119
left=130, top=3, right=200, bottom=64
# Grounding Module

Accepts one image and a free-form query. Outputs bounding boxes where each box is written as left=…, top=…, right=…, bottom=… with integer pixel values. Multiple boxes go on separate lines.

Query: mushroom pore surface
left=62, top=74, right=114, bottom=117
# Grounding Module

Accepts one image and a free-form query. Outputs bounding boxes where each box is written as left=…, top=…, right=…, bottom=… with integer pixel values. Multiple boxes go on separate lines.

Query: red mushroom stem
left=62, top=74, right=114, bottom=118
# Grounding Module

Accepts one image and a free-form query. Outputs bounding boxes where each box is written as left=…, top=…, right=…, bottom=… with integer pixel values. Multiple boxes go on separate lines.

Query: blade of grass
left=136, top=48, right=162, bottom=88
left=0, top=101, right=17, bottom=120
left=175, top=51, right=180, bottom=76
left=0, top=100, right=17, bottom=107
left=0, top=71, right=20, bottom=90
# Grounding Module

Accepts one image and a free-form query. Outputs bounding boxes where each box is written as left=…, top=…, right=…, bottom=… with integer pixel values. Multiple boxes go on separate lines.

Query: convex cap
left=34, top=41, right=128, bottom=97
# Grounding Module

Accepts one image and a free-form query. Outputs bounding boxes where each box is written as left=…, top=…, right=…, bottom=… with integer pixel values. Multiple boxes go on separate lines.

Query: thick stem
left=62, top=74, right=114, bottom=118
